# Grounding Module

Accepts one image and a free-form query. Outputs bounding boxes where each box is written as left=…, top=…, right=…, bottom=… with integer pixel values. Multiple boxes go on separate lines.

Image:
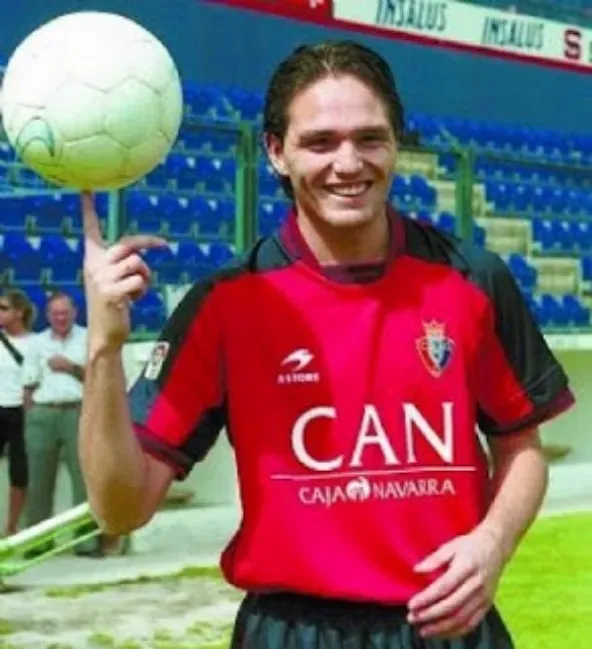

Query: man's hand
left=47, top=354, right=73, bottom=373
left=407, top=525, right=506, bottom=640
left=81, top=192, right=166, bottom=352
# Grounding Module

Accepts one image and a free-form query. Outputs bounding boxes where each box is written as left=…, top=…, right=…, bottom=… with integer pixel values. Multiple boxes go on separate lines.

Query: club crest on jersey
left=144, top=342, right=170, bottom=380
left=416, top=321, right=454, bottom=378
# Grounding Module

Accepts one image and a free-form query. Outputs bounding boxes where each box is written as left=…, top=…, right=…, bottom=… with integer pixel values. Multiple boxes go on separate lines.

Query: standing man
left=79, top=42, right=574, bottom=647
left=22, top=291, right=97, bottom=556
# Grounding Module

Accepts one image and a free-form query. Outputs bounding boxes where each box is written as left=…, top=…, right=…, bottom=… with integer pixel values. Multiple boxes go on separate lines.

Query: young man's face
left=267, top=74, right=397, bottom=229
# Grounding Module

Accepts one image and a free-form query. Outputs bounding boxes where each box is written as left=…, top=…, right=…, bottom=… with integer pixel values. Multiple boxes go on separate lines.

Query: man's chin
left=317, top=207, right=379, bottom=229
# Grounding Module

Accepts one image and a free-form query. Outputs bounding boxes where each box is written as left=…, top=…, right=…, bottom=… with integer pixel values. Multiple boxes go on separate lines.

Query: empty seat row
left=179, top=82, right=592, bottom=166
left=532, top=218, right=592, bottom=253
left=485, top=181, right=592, bottom=216
left=410, top=114, right=592, bottom=164
left=439, top=154, right=591, bottom=189
left=525, top=293, right=590, bottom=328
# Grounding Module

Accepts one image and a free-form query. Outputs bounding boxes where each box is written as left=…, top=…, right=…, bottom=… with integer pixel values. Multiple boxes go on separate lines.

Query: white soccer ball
left=1, top=11, right=183, bottom=190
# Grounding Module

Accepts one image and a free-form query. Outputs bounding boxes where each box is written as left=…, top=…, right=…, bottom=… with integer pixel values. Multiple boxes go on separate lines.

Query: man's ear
left=265, top=132, right=288, bottom=176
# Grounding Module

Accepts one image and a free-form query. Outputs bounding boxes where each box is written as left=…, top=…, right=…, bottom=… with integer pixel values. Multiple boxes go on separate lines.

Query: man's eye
left=307, top=138, right=332, bottom=149
left=360, top=135, right=383, bottom=144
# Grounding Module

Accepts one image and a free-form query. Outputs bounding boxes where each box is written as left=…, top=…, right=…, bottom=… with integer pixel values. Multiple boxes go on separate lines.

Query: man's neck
left=296, top=208, right=390, bottom=266
left=51, top=327, right=73, bottom=340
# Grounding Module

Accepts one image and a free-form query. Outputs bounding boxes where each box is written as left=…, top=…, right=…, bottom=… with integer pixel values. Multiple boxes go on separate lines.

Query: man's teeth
left=328, top=183, right=369, bottom=197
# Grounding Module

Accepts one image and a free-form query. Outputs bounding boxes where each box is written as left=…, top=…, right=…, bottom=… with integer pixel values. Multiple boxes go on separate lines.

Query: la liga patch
left=144, top=342, right=170, bottom=380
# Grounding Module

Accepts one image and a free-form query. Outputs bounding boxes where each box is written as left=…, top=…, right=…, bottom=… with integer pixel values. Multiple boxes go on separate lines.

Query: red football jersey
left=130, top=210, right=573, bottom=604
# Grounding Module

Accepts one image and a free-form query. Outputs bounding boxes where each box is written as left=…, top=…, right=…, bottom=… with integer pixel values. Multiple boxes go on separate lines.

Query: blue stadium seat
left=507, top=253, right=537, bottom=291
left=62, top=286, right=87, bottom=326
left=196, top=156, right=235, bottom=194
left=209, top=130, right=238, bottom=154
left=130, top=290, right=166, bottom=331
left=0, top=198, right=29, bottom=231
left=473, top=224, right=486, bottom=247
left=165, top=152, right=189, bottom=179
left=409, top=175, right=437, bottom=208
left=38, top=234, right=82, bottom=283
left=126, top=192, right=164, bottom=234
left=158, top=194, right=186, bottom=222
left=259, top=200, right=288, bottom=235
left=258, top=160, right=281, bottom=197
left=183, top=82, right=231, bottom=120
left=176, top=241, right=213, bottom=280
left=437, top=212, right=456, bottom=234
left=209, top=242, right=234, bottom=267
left=562, top=295, right=590, bottom=326
left=175, top=157, right=200, bottom=191
left=0, top=143, right=14, bottom=162
left=439, top=153, right=457, bottom=176
left=539, top=294, right=569, bottom=327
left=178, top=127, right=207, bottom=152
left=581, top=256, right=592, bottom=281
left=31, top=195, right=68, bottom=231
left=533, top=217, right=558, bottom=252
left=406, top=113, right=443, bottom=146
left=2, top=233, right=36, bottom=260
left=570, top=221, right=592, bottom=252
left=10, top=258, right=44, bottom=283
left=145, top=164, right=169, bottom=189
left=39, top=234, right=81, bottom=263
left=135, top=212, right=165, bottom=235
left=226, top=86, right=264, bottom=121
left=144, top=245, right=185, bottom=284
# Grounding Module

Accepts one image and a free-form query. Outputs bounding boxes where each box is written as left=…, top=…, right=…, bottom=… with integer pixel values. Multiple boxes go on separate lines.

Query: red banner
left=206, top=0, right=333, bottom=20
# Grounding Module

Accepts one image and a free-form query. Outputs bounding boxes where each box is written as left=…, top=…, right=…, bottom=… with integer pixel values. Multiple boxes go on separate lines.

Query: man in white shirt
left=0, top=289, right=34, bottom=536
left=22, top=291, right=96, bottom=555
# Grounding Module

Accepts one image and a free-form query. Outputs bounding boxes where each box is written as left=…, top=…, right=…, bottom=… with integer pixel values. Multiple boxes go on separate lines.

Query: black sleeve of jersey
left=472, top=252, right=574, bottom=435
left=128, top=278, right=227, bottom=479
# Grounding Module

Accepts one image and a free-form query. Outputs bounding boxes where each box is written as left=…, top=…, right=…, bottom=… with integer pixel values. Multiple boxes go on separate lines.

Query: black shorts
left=0, top=406, right=28, bottom=488
left=231, top=592, right=514, bottom=649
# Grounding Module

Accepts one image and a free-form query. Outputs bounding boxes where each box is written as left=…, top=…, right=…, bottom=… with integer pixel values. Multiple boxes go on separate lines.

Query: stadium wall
left=1, top=1, right=590, bottom=133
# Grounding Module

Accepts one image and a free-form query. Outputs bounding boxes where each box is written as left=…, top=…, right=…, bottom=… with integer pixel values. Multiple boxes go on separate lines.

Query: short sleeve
left=475, top=254, right=574, bottom=436
left=128, top=280, right=226, bottom=479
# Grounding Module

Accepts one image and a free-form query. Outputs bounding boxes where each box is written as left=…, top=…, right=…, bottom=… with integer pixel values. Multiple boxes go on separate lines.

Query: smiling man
left=79, top=41, right=574, bottom=648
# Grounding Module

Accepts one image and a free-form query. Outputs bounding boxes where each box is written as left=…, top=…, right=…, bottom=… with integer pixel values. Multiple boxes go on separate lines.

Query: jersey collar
left=278, top=205, right=405, bottom=284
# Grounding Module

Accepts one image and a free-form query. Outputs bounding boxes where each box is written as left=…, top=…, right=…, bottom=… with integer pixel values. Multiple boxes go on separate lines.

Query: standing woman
left=0, top=288, right=35, bottom=536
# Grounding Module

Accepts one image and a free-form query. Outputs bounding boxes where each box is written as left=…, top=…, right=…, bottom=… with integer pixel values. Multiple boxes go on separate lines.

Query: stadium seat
left=1, top=198, right=30, bottom=231
left=176, top=240, right=213, bottom=279
left=258, top=160, right=281, bottom=197
left=507, top=253, right=537, bottom=291
left=473, top=224, right=486, bottom=247
left=259, top=200, right=286, bottom=235
left=437, top=212, right=456, bottom=234
left=225, top=86, right=264, bottom=121
left=581, top=256, right=592, bottom=282
left=130, top=289, right=166, bottom=331
left=145, top=164, right=169, bottom=189
left=208, top=241, right=234, bottom=267
left=562, top=295, right=590, bottom=326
